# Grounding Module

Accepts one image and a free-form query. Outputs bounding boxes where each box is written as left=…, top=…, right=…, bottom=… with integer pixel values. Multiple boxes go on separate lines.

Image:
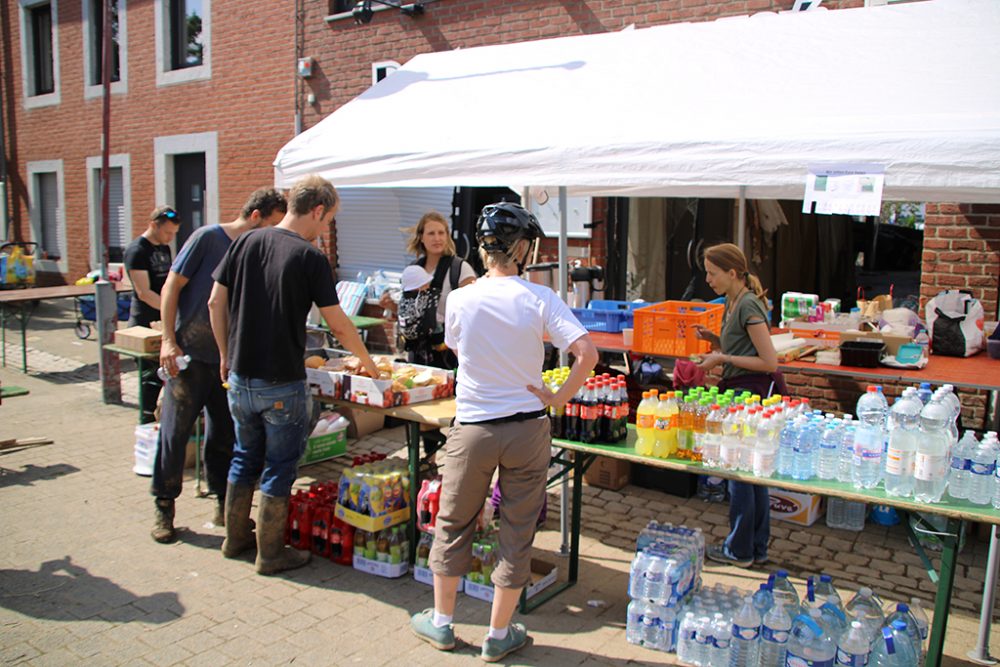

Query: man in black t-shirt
left=124, top=206, right=181, bottom=423
left=208, top=175, right=379, bottom=575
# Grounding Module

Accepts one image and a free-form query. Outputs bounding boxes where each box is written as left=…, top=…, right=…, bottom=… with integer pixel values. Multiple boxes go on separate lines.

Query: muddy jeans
left=151, top=359, right=235, bottom=500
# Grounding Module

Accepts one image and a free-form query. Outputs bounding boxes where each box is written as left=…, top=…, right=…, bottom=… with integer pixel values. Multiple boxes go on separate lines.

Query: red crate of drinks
left=631, top=301, right=724, bottom=357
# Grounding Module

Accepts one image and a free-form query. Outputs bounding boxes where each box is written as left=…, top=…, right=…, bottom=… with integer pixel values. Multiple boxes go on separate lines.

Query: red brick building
left=1, top=0, right=297, bottom=283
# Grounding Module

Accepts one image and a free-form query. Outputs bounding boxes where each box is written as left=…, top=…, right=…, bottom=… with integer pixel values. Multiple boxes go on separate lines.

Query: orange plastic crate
left=632, top=301, right=724, bottom=357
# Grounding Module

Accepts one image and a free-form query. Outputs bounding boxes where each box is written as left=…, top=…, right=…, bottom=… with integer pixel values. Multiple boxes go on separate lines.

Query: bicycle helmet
left=475, top=202, right=544, bottom=255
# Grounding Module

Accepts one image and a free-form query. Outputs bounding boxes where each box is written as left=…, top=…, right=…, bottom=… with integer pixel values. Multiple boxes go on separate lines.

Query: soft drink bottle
left=886, top=603, right=923, bottom=667
left=914, top=394, right=951, bottom=503
left=635, top=392, right=656, bottom=457
left=652, top=392, right=671, bottom=458
left=692, top=398, right=710, bottom=460
left=869, top=620, right=918, bottom=667
left=836, top=619, right=871, bottom=667
left=885, top=389, right=921, bottom=497
left=565, top=383, right=582, bottom=441
left=968, top=441, right=996, bottom=506
left=758, top=600, right=792, bottom=667
left=731, top=594, right=762, bottom=667
left=594, top=380, right=608, bottom=443
left=704, top=404, right=724, bottom=467
left=785, top=609, right=835, bottom=667
left=579, top=381, right=600, bottom=444
left=949, top=431, right=978, bottom=500
left=679, top=395, right=696, bottom=454
left=853, top=386, right=886, bottom=489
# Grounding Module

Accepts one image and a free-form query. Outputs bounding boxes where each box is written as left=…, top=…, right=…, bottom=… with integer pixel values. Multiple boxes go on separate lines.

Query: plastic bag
left=926, top=290, right=985, bottom=357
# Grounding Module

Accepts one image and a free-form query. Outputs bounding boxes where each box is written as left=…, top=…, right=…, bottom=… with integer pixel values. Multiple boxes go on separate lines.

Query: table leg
left=407, top=420, right=420, bottom=563
left=926, top=518, right=961, bottom=667
left=136, top=357, right=145, bottom=425
left=1, top=305, right=6, bottom=368
left=194, top=411, right=204, bottom=497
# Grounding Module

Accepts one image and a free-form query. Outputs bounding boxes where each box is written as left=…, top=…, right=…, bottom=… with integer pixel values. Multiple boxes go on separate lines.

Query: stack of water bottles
left=626, top=521, right=705, bottom=654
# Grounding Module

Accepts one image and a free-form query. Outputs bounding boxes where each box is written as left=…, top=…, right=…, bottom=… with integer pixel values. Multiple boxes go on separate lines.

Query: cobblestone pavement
left=0, top=302, right=997, bottom=665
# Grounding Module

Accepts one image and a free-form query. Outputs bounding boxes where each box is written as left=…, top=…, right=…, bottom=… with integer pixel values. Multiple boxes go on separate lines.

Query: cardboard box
left=114, top=326, right=161, bottom=353
left=301, top=427, right=348, bottom=466
left=306, top=359, right=454, bottom=408
left=789, top=321, right=852, bottom=348
left=463, top=559, right=558, bottom=603
left=769, top=490, right=824, bottom=526
left=352, top=553, right=408, bottom=579
left=584, top=456, right=631, bottom=491
left=413, top=565, right=464, bottom=591
left=335, top=503, right=410, bottom=533
left=838, top=331, right=912, bottom=358
left=340, top=406, right=385, bottom=439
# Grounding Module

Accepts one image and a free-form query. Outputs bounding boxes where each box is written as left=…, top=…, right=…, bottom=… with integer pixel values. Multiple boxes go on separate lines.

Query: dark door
left=665, top=198, right=733, bottom=301
left=173, top=153, right=206, bottom=249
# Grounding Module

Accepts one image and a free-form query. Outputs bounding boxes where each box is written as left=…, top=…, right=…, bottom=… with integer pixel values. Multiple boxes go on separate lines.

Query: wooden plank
left=0, top=282, right=130, bottom=304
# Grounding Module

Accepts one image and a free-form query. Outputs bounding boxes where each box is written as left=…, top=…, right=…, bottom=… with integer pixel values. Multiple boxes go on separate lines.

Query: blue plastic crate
left=78, top=294, right=131, bottom=322
left=571, top=307, right=633, bottom=333
left=587, top=299, right=648, bottom=312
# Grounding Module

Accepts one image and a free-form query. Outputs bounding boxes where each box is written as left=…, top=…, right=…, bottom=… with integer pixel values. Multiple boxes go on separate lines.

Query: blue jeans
left=226, top=373, right=311, bottom=497
left=725, top=481, right=770, bottom=561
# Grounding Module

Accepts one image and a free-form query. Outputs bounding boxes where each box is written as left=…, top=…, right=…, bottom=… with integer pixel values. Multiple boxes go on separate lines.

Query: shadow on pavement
left=0, top=556, right=183, bottom=623
left=0, top=462, right=80, bottom=488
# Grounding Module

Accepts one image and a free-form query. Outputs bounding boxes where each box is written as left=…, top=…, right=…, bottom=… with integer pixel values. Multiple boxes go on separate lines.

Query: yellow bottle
left=635, top=392, right=656, bottom=457
left=652, top=392, right=670, bottom=458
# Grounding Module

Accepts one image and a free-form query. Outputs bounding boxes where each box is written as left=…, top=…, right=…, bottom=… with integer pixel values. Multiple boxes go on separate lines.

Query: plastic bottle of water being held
left=731, top=595, right=761, bottom=667
left=758, top=600, right=791, bottom=667
left=914, top=394, right=951, bottom=504
left=869, top=620, right=918, bottom=667
left=836, top=619, right=871, bottom=667
left=853, top=386, right=885, bottom=489
left=785, top=609, right=836, bottom=667
left=968, top=441, right=997, bottom=506
left=885, top=389, right=921, bottom=498
left=948, top=431, right=978, bottom=501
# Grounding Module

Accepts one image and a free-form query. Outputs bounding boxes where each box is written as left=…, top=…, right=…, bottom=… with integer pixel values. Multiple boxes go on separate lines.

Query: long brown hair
left=405, top=211, right=457, bottom=257
left=704, top=243, right=768, bottom=306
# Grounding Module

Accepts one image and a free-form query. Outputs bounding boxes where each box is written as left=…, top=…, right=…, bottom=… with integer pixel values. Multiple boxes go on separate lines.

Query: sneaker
left=481, top=623, right=530, bottom=663
left=753, top=555, right=770, bottom=566
left=410, top=609, right=456, bottom=651
left=706, top=544, right=752, bottom=568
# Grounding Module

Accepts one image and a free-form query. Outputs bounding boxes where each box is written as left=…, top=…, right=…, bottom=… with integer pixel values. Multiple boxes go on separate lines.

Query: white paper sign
left=803, top=164, right=885, bottom=216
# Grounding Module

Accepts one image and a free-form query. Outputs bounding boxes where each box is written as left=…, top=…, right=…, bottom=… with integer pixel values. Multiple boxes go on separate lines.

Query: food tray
left=839, top=340, right=885, bottom=368
left=571, top=307, right=633, bottom=333
left=632, top=301, right=724, bottom=357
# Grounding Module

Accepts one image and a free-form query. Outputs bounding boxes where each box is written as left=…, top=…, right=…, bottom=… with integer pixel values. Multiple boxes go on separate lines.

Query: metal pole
left=558, top=186, right=570, bottom=555
left=737, top=186, right=746, bottom=250
left=968, top=524, right=1000, bottom=665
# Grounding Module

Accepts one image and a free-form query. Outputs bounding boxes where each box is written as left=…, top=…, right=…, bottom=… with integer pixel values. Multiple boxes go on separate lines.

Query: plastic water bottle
left=677, top=611, right=698, bottom=663
left=916, top=382, right=933, bottom=406
left=815, top=575, right=843, bottom=610
left=793, top=418, right=821, bottom=481
left=785, top=609, right=836, bottom=667
left=753, top=583, right=775, bottom=618
left=886, top=603, right=923, bottom=667
left=642, top=603, right=664, bottom=650
left=777, top=418, right=800, bottom=478
left=712, top=621, right=733, bottom=667
left=870, top=620, right=918, bottom=667
left=643, top=554, right=667, bottom=602
left=817, top=601, right=848, bottom=646
left=968, top=442, right=997, bottom=506
left=844, top=587, right=885, bottom=642
left=629, top=550, right=650, bottom=599
left=772, top=570, right=800, bottom=616
left=853, top=386, right=885, bottom=489
left=885, top=390, right=920, bottom=497
left=837, top=423, right=856, bottom=484
left=818, top=421, right=841, bottom=480
left=914, top=395, right=951, bottom=503
left=759, top=600, right=792, bottom=667
left=704, top=405, right=724, bottom=468
left=753, top=411, right=779, bottom=478
left=156, top=354, right=191, bottom=382
left=695, top=616, right=713, bottom=666
left=948, top=431, right=978, bottom=500
left=993, top=457, right=1000, bottom=510
left=909, top=598, right=930, bottom=645
left=940, top=384, right=962, bottom=444
left=720, top=407, right=742, bottom=471
left=836, top=620, right=872, bottom=666
left=626, top=599, right=645, bottom=645
left=730, top=595, right=761, bottom=667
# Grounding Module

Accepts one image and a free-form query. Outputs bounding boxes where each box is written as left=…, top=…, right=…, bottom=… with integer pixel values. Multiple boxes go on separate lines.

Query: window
left=372, top=60, right=400, bottom=85
left=170, top=0, right=203, bottom=69
left=155, top=0, right=210, bottom=85
left=19, top=0, right=61, bottom=107
left=331, top=0, right=354, bottom=13
left=83, top=0, right=129, bottom=97
left=87, top=155, right=132, bottom=267
left=27, top=160, right=67, bottom=271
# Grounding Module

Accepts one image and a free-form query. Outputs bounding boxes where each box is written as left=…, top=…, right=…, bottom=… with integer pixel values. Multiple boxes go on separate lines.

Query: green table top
left=349, top=315, right=387, bottom=329
left=103, top=344, right=159, bottom=360
left=555, top=426, right=1000, bottom=526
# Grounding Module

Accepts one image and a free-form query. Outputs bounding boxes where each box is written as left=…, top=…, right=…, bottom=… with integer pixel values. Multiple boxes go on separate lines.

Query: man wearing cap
left=124, top=206, right=181, bottom=423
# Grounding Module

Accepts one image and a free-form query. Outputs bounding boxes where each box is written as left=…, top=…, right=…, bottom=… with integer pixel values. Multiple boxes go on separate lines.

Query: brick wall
left=1, top=0, right=296, bottom=283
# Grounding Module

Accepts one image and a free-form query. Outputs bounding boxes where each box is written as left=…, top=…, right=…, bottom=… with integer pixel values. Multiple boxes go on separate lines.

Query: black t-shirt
left=212, top=227, right=339, bottom=382
left=124, top=235, right=172, bottom=326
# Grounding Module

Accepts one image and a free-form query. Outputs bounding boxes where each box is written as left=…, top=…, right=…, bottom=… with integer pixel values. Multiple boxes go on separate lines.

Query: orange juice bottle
left=635, top=392, right=656, bottom=456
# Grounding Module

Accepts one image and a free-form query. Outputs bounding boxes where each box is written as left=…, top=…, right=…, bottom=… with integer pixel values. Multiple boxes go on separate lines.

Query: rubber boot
left=151, top=498, right=176, bottom=543
left=255, top=493, right=310, bottom=575
left=221, top=483, right=256, bottom=559
left=213, top=498, right=226, bottom=528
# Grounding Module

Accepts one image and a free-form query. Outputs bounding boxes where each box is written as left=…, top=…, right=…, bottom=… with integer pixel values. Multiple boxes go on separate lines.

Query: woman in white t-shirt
left=409, top=203, right=598, bottom=662
left=380, top=211, right=477, bottom=368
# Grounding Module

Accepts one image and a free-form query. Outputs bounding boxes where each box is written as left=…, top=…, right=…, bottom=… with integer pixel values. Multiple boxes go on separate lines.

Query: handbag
left=925, top=290, right=985, bottom=357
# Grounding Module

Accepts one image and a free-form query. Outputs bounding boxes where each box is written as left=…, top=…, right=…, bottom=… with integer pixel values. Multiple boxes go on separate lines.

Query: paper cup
left=621, top=328, right=634, bottom=346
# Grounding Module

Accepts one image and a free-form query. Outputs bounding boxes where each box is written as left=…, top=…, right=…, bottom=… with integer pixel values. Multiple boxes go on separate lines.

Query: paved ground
left=1, top=300, right=998, bottom=666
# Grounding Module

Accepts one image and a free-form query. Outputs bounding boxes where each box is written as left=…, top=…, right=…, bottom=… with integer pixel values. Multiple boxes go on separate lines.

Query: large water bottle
left=948, top=431, right=978, bottom=500
left=777, top=418, right=800, bottom=478
left=914, top=395, right=951, bottom=503
left=968, top=441, right=997, bottom=506
left=752, top=582, right=775, bottom=618
left=818, top=421, right=841, bottom=480
left=815, top=574, right=843, bottom=610
left=758, top=601, right=792, bottom=667
left=885, top=389, right=921, bottom=497
left=870, top=620, right=918, bottom=667
left=844, top=587, right=885, bottom=642
left=785, top=609, right=836, bottom=667
left=730, top=595, right=761, bottom=667
left=836, top=619, right=872, bottom=666
left=772, top=570, right=800, bottom=615
left=853, top=386, right=885, bottom=489
left=908, top=598, right=930, bottom=646
left=817, top=602, right=848, bottom=646
left=626, top=599, right=645, bottom=645
left=886, top=603, right=924, bottom=667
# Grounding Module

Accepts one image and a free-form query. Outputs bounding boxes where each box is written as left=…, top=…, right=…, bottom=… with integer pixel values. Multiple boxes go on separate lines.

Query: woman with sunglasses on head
left=694, top=243, right=785, bottom=568
left=124, top=206, right=181, bottom=423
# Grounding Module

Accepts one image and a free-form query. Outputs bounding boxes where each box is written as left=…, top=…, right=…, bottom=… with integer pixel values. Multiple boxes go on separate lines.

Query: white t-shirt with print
left=445, top=275, right=587, bottom=423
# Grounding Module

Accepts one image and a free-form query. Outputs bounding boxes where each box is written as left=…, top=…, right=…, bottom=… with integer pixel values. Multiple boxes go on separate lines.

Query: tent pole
left=559, top=186, right=570, bottom=555
left=737, top=186, right=747, bottom=250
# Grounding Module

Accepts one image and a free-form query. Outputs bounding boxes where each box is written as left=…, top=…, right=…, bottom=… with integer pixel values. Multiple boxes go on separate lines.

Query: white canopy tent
left=275, top=0, right=1000, bottom=203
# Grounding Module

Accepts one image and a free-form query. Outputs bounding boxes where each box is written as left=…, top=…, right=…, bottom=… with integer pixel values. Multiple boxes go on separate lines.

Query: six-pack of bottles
left=544, top=368, right=630, bottom=444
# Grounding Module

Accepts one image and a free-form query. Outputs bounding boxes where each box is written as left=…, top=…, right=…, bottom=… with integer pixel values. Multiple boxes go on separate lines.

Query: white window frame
left=153, top=132, right=218, bottom=241
left=154, top=0, right=211, bottom=87
left=86, top=154, right=132, bottom=268
left=372, top=60, right=400, bottom=85
left=26, top=159, right=68, bottom=273
left=18, top=0, right=61, bottom=109
left=81, top=0, right=128, bottom=99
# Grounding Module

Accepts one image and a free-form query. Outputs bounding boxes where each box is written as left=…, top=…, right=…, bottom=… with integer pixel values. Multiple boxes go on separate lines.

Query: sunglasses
left=162, top=210, right=177, bottom=220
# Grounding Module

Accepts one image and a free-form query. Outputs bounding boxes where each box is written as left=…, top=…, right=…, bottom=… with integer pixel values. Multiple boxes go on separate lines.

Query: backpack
left=396, top=256, right=464, bottom=355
